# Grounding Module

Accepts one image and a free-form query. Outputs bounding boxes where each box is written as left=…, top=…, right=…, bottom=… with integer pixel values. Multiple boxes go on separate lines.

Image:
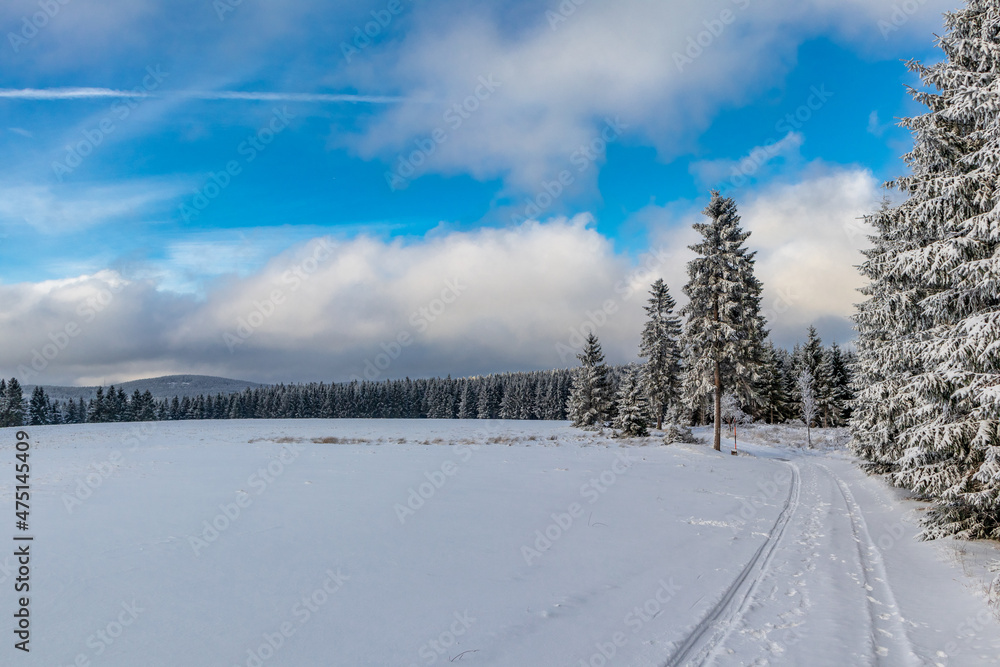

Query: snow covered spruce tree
left=2, top=378, right=25, bottom=427
left=682, top=192, right=767, bottom=451
left=639, top=279, right=683, bottom=429
left=567, top=333, right=614, bottom=428
left=853, top=2, right=1000, bottom=539
left=853, top=213, right=916, bottom=470
left=757, top=340, right=790, bottom=423
left=615, top=366, right=649, bottom=437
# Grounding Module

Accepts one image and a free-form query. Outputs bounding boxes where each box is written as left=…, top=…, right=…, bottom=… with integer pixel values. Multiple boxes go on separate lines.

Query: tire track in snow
left=662, top=461, right=801, bottom=667
left=818, top=464, right=921, bottom=667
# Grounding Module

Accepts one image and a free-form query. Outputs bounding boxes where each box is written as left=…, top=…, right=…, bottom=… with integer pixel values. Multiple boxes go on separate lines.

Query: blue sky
left=0, top=0, right=957, bottom=385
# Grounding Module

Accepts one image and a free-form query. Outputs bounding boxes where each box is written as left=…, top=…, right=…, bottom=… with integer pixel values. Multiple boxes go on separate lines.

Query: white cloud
left=0, top=218, right=647, bottom=384
left=337, top=0, right=954, bottom=192
left=0, top=167, right=882, bottom=385
left=744, top=168, right=879, bottom=345
left=690, top=131, right=805, bottom=189
left=0, top=88, right=405, bottom=104
left=0, top=180, right=186, bottom=234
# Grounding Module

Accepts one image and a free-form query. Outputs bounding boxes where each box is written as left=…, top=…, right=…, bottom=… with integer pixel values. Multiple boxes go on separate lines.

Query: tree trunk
left=656, top=413, right=663, bottom=430
left=713, top=360, right=722, bottom=451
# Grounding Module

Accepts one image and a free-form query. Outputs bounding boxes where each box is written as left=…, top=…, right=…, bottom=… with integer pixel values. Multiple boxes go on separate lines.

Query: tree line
left=3, top=327, right=850, bottom=431
left=4, top=371, right=580, bottom=426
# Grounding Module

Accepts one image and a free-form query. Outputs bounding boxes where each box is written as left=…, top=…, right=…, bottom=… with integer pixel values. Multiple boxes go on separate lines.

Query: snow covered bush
left=663, top=423, right=697, bottom=445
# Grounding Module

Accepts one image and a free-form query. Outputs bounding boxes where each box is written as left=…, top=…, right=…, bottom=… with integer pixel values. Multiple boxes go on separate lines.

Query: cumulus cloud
left=744, top=168, right=878, bottom=345
left=0, top=217, right=656, bottom=385
left=337, top=0, right=954, bottom=191
left=0, top=167, right=879, bottom=387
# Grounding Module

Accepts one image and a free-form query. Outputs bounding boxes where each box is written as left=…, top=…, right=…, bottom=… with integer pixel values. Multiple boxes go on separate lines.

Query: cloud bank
left=0, top=168, right=879, bottom=386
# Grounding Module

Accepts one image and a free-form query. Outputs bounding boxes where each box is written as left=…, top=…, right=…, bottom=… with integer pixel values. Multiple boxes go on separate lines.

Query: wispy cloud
left=191, top=91, right=407, bottom=104
left=6, top=127, right=33, bottom=137
left=0, top=180, right=187, bottom=234
left=0, top=87, right=406, bottom=104
left=690, top=131, right=805, bottom=189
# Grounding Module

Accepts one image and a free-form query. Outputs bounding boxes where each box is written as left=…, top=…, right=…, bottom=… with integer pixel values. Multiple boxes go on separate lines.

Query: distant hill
left=26, top=375, right=265, bottom=402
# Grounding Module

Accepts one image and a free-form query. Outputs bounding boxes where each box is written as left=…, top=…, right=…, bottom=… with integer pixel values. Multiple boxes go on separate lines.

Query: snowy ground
left=0, top=419, right=998, bottom=666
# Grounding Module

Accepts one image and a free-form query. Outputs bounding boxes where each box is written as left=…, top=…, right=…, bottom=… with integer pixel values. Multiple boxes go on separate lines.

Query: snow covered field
left=1, top=419, right=998, bottom=666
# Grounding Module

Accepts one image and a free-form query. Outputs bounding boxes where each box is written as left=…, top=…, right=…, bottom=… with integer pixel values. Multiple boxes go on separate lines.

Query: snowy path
left=0, top=420, right=997, bottom=666
left=686, top=439, right=1000, bottom=667
left=664, top=462, right=801, bottom=666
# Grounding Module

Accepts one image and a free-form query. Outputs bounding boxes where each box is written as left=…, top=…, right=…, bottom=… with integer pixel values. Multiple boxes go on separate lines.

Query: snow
left=1, top=419, right=998, bottom=666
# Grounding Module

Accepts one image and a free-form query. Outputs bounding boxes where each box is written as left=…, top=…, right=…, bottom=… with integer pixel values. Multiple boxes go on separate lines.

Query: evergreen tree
left=682, top=192, right=767, bottom=451
left=29, top=386, right=49, bottom=426
left=815, top=349, right=839, bottom=428
left=5, top=378, right=25, bottom=427
left=639, top=279, right=683, bottom=430
left=614, top=366, right=649, bottom=437
left=567, top=333, right=614, bottom=428
left=456, top=382, right=474, bottom=419
left=828, top=343, right=852, bottom=424
left=88, top=387, right=106, bottom=423
left=853, top=3, right=1000, bottom=539
left=0, top=379, right=7, bottom=427
left=757, top=341, right=789, bottom=424
left=46, top=399, right=63, bottom=425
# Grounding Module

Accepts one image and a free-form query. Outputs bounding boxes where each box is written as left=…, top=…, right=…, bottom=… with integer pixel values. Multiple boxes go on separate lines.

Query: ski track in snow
left=819, top=464, right=921, bottom=666
left=662, top=462, right=802, bottom=667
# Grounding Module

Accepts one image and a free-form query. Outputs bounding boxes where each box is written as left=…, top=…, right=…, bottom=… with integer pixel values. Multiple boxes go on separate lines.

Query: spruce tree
left=854, top=2, right=1000, bottom=538
left=5, top=378, right=24, bottom=427
left=757, top=341, right=789, bottom=424
left=614, top=366, right=649, bottom=437
left=828, top=342, right=852, bottom=424
left=639, top=279, right=683, bottom=430
left=567, top=333, right=614, bottom=428
left=682, top=192, right=767, bottom=451
left=29, top=386, right=49, bottom=426
left=816, top=349, right=839, bottom=428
